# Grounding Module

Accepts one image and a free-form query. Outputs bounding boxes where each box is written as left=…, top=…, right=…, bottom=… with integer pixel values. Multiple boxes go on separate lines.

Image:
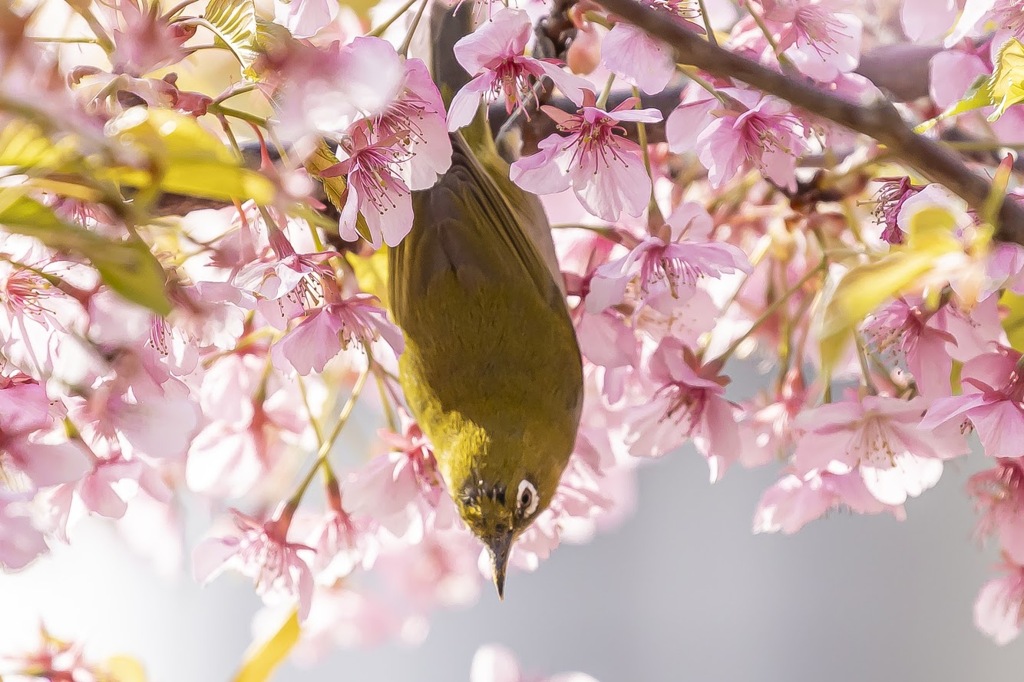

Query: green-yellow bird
left=387, top=120, right=584, bottom=599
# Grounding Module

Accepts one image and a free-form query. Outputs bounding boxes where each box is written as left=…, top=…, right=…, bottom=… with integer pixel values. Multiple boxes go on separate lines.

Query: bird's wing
left=389, top=132, right=566, bottom=327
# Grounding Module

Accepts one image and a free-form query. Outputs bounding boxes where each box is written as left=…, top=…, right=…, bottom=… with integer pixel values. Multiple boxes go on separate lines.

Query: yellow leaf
left=1002, top=290, right=1024, bottom=352
left=105, top=107, right=275, bottom=204
left=820, top=206, right=961, bottom=371
left=904, top=206, right=960, bottom=255
left=989, top=38, right=1024, bottom=120
left=350, top=247, right=389, bottom=306
left=305, top=140, right=346, bottom=211
left=233, top=610, right=300, bottom=682
left=0, top=120, right=78, bottom=171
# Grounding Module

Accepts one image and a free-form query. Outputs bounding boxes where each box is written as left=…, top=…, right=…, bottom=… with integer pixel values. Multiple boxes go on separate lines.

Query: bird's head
left=454, top=469, right=551, bottom=600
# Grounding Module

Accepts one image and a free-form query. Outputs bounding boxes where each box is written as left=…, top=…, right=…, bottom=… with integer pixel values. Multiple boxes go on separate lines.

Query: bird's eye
left=516, top=480, right=538, bottom=517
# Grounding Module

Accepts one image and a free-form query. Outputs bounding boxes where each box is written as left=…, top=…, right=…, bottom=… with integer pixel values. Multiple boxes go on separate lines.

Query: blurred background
left=3, top=392, right=1023, bottom=682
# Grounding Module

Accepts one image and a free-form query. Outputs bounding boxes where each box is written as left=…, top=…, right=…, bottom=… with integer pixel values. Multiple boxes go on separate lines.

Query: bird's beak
left=486, top=532, right=513, bottom=601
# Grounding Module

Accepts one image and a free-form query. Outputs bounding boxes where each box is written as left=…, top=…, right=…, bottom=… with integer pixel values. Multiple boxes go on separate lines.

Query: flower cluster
left=4, top=0, right=1024, bottom=676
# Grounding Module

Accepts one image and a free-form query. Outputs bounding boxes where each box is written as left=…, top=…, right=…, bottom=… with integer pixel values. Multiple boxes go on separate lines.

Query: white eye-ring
left=516, top=480, right=539, bottom=517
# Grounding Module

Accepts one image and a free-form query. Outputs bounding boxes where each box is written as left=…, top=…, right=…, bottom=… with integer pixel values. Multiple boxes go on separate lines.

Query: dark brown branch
left=490, top=43, right=942, bottom=153
left=591, top=0, right=1024, bottom=245
left=855, top=44, right=942, bottom=101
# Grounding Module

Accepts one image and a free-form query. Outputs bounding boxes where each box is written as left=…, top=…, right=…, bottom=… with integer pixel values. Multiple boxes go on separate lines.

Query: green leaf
left=989, top=38, right=1024, bottom=120
left=233, top=610, right=300, bottom=682
left=105, top=107, right=275, bottom=203
left=92, top=238, right=172, bottom=316
left=203, top=0, right=258, bottom=71
left=915, top=75, right=992, bottom=133
left=0, top=191, right=171, bottom=315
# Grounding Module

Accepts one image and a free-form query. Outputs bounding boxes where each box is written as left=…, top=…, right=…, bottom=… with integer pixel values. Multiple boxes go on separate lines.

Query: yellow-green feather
left=387, top=129, right=583, bottom=537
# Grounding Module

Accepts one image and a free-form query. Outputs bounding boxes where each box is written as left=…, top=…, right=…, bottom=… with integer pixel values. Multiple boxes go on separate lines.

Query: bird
left=387, top=119, right=584, bottom=599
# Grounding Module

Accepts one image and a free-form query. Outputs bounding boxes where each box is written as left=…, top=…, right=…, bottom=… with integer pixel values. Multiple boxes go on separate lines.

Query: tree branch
left=591, top=0, right=1024, bottom=245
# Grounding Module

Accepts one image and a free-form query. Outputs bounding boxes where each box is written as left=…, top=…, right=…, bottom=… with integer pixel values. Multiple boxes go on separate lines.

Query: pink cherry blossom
left=975, top=561, right=1024, bottom=645
left=969, top=459, right=1024, bottom=563
left=901, top=0, right=958, bottom=41
left=345, top=421, right=458, bottom=543
left=921, top=350, right=1024, bottom=458
left=308, top=507, right=377, bottom=583
left=41, top=449, right=149, bottom=542
left=2, top=626, right=102, bottom=681
left=104, top=0, right=196, bottom=76
left=273, top=36, right=406, bottom=144
left=586, top=203, right=751, bottom=312
left=948, top=0, right=1023, bottom=46
left=510, top=91, right=662, bottom=221
left=293, top=585, right=419, bottom=658
left=186, top=354, right=309, bottom=498
left=667, top=88, right=807, bottom=190
left=754, top=469, right=906, bottom=534
left=792, top=395, right=969, bottom=505
left=448, top=8, right=590, bottom=130
left=601, top=24, right=677, bottom=96
left=626, top=339, right=741, bottom=481
left=193, top=504, right=315, bottom=620
left=377, top=529, right=484, bottom=610
left=863, top=296, right=998, bottom=399
left=872, top=177, right=923, bottom=244
left=275, top=0, right=339, bottom=38
left=301, top=474, right=377, bottom=582
left=323, top=124, right=414, bottom=248
left=272, top=293, right=404, bottom=375
left=373, top=57, right=453, bottom=191
left=0, top=491, right=48, bottom=570
left=760, top=0, right=863, bottom=82
left=234, top=229, right=338, bottom=330
left=0, top=375, right=90, bottom=488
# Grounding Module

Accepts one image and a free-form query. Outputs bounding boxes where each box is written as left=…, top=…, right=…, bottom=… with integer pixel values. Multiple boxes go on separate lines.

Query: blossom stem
left=676, top=65, right=728, bottom=105
left=854, top=332, right=878, bottom=395
left=208, top=103, right=268, bottom=128
left=398, top=0, right=431, bottom=56
left=582, top=10, right=614, bottom=29
left=296, top=375, right=326, bottom=445
left=695, top=0, right=717, bottom=47
left=631, top=87, right=660, bottom=221
left=29, top=37, right=101, bottom=44
left=366, top=347, right=399, bottom=433
left=69, top=4, right=115, bottom=53
left=714, top=259, right=827, bottom=363
left=212, top=83, right=258, bottom=106
left=216, top=115, right=245, bottom=163
left=164, top=0, right=201, bottom=18
left=288, top=365, right=370, bottom=507
left=742, top=0, right=791, bottom=68
left=368, top=0, right=421, bottom=38
left=596, top=74, right=617, bottom=109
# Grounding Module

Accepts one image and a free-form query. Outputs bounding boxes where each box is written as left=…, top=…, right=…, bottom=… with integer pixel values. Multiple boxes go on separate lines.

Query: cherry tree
left=2, top=0, right=1024, bottom=678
